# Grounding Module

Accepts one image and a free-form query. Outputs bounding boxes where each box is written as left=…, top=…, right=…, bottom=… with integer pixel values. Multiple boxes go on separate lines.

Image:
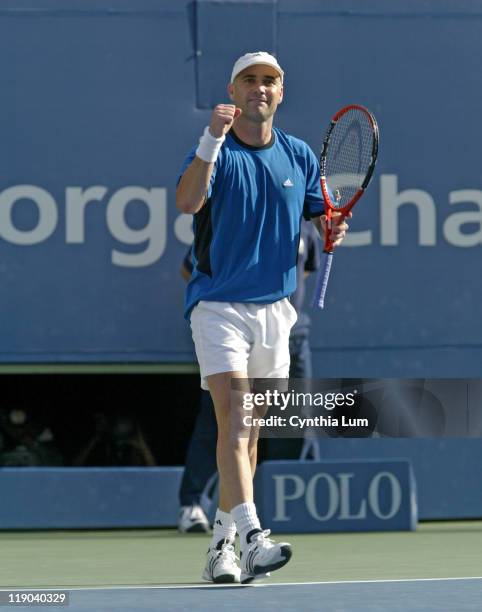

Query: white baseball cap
left=230, top=51, right=284, bottom=83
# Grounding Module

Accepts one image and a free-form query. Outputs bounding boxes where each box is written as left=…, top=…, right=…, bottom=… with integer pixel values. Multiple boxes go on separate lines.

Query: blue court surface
left=1, top=578, right=482, bottom=612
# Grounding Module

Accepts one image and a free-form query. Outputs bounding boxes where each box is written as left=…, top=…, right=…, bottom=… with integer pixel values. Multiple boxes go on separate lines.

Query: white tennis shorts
left=190, top=299, right=297, bottom=390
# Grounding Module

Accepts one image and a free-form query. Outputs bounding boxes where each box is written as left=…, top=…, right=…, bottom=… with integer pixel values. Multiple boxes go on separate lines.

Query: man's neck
left=231, top=118, right=273, bottom=147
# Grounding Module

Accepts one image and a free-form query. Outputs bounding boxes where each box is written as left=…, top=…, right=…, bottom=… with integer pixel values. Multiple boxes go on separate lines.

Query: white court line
left=3, top=576, right=482, bottom=592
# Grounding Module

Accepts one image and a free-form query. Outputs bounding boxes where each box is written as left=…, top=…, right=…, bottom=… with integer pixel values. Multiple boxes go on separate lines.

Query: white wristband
left=195, top=126, right=225, bottom=163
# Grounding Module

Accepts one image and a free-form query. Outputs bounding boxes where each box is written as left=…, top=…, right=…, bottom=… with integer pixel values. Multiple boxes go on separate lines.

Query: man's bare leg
left=206, top=371, right=291, bottom=583
left=206, top=371, right=254, bottom=511
left=201, top=371, right=250, bottom=583
left=207, top=372, right=263, bottom=553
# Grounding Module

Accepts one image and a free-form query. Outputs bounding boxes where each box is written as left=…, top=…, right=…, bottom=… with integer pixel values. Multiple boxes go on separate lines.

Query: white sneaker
left=202, top=540, right=241, bottom=584
left=178, top=504, right=211, bottom=533
left=240, top=529, right=292, bottom=584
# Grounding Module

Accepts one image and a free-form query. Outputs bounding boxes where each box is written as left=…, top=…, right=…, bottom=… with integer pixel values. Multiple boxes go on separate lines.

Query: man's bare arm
left=176, top=157, right=215, bottom=214
left=176, top=104, right=241, bottom=214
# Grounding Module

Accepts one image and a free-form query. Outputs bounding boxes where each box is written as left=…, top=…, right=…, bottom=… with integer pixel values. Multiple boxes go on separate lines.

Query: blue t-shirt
left=179, top=128, right=324, bottom=319
left=182, top=218, right=320, bottom=315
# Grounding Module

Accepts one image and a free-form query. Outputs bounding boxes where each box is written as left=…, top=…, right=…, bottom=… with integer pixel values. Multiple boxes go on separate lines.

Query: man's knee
left=217, top=430, right=250, bottom=453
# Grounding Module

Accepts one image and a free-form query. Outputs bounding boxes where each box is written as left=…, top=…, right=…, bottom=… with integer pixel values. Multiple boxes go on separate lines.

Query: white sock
left=231, top=502, right=261, bottom=551
left=210, top=509, right=236, bottom=549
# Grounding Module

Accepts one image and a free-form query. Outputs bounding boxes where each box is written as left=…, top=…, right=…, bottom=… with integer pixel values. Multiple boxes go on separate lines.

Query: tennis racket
left=312, top=104, right=379, bottom=309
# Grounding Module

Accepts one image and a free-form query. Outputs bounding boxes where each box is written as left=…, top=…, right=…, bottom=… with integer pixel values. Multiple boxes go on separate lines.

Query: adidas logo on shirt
left=283, top=178, right=294, bottom=187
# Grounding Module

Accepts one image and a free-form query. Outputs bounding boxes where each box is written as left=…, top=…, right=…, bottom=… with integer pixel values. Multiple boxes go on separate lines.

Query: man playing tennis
left=176, top=52, right=348, bottom=584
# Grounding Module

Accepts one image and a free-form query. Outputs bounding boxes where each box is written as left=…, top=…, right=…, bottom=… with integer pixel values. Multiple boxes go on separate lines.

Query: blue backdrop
left=1, top=0, right=481, bottom=376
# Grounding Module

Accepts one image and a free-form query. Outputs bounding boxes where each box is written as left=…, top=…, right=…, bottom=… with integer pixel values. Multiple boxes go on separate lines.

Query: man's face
left=228, top=64, right=283, bottom=124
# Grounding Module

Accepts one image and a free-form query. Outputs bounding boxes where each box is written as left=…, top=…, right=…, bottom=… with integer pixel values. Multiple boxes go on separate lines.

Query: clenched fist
left=209, top=104, right=242, bottom=138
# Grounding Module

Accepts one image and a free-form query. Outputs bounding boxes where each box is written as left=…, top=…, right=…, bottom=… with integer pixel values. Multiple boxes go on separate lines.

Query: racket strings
left=324, top=108, right=374, bottom=208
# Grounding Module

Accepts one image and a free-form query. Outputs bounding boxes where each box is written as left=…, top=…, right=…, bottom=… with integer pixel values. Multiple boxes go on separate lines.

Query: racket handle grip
left=312, top=252, right=333, bottom=310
